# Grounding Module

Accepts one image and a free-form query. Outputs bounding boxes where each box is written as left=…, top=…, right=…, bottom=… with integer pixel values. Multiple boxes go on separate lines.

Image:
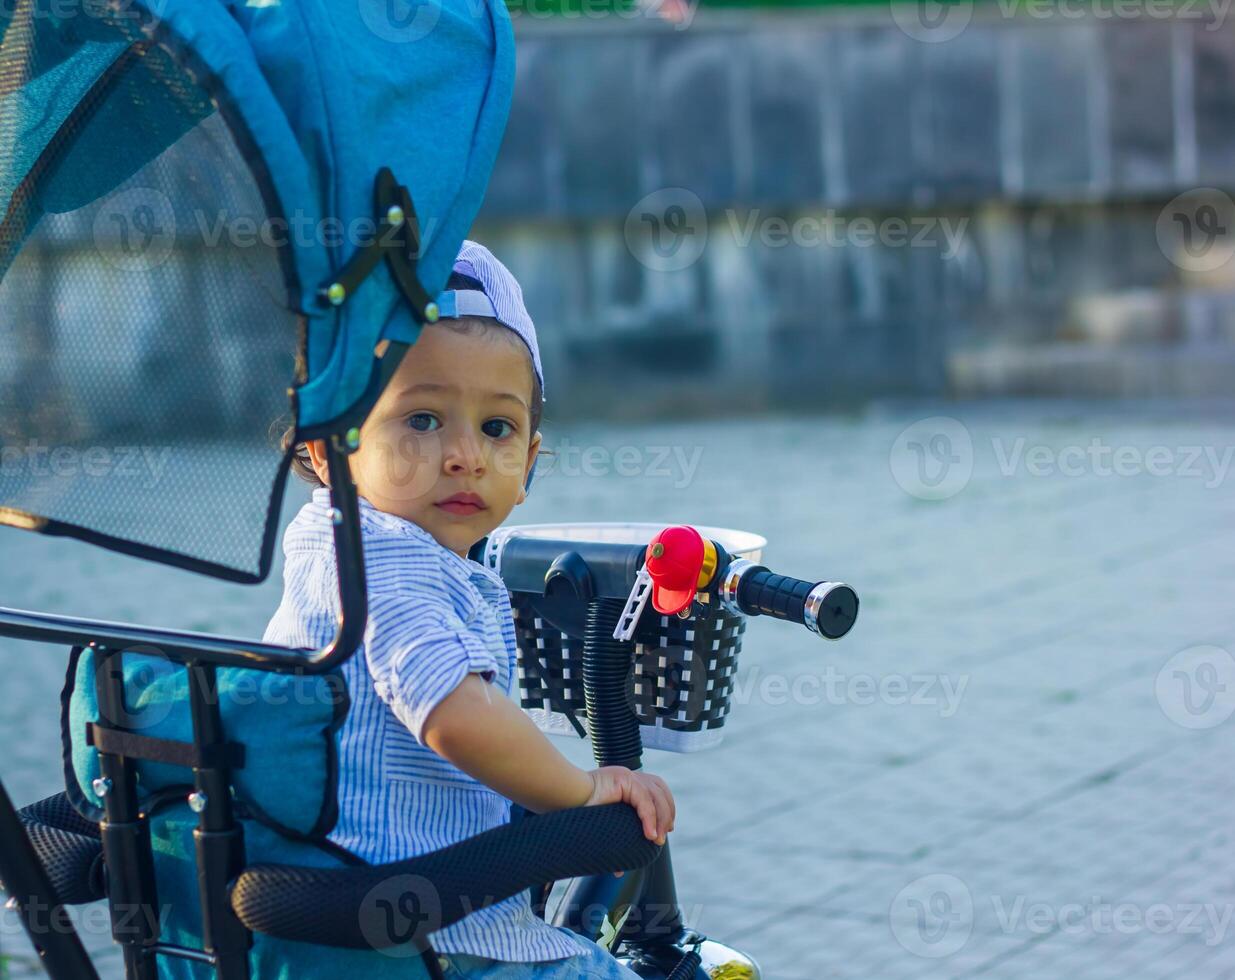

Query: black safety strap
left=86, top=724, right=246, bottom=771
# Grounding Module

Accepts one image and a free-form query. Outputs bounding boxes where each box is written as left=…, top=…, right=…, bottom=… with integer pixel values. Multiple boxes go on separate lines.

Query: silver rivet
left=91, top=777, right=112, bottom=798
left=345, top=427, right=361, bottom=450
left=188, top=792, right=208, bottom=813
left=424, top=302, right=439, bottom=323
left=385, top=204, right=404, bottom=226
left=326, top=282, right=346, bottom=306
left=330, top=507, right=343, bottom=526
left=4, top=897, right=17, bottom=910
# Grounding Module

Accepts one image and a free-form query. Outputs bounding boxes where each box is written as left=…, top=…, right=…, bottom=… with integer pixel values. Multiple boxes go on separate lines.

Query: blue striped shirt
left=263, top=488, right=590, bottom=962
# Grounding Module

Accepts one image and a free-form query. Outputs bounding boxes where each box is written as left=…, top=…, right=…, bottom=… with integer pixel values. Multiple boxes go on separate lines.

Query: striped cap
left=433, top=240, right=544, bottom=399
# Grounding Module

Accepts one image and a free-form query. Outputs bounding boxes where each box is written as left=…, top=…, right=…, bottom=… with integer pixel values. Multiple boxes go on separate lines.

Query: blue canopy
left=0, top=0, right=515, bottom=431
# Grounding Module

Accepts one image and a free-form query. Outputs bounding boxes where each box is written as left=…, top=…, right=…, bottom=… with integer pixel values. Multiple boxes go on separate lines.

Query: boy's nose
left=443, top=434, right=485, bottom=476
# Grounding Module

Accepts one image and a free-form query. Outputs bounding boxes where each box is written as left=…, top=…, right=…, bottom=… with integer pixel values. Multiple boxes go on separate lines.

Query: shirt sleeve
left=364, top=590, right=500, bottom=744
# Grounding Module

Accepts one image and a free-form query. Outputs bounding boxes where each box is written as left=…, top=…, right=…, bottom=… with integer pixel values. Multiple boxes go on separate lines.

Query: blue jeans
left=436, top=931, right=641, bottom=979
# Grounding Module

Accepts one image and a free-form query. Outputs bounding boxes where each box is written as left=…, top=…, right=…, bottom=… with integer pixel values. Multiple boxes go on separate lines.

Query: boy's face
left=311, top=323, right=541, bottom=556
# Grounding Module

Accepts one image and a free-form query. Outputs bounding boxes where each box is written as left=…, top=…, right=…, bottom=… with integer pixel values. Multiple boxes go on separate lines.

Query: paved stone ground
left=3, top=400, right=1234, bottom=978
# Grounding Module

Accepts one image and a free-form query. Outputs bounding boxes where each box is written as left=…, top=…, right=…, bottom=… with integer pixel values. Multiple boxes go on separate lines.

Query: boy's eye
left=482, top=419, right=515, bottom=440
left=407, top=413, right=441, bottom=433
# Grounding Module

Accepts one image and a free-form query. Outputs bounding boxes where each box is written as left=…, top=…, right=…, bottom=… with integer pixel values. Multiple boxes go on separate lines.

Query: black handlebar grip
left=735, top=567, right=859, bottom=639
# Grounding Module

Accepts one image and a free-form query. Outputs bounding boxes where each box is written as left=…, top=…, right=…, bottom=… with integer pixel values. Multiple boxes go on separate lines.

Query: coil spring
left=664, top=949, right=703, bottom=980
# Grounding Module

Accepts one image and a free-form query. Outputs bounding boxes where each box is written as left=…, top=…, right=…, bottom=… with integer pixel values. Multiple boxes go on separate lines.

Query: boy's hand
left=585, top=767, right=675, bottom=845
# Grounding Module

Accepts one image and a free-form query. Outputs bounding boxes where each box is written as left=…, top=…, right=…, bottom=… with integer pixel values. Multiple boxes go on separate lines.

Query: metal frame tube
left=188, top=663, right=251, bottom=980
left=0, top=777, right=101, bottom=980
left=94, top=644, right=160, bottom=980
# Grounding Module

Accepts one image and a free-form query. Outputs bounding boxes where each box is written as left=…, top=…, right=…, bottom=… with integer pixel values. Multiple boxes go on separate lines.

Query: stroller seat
left=15, top=644, right=656, bottom=976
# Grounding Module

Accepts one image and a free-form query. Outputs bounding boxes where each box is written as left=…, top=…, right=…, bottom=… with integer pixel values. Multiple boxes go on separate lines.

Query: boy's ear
left=304, top=439, right=332, bottom=488
left=517, top=432, right=542, bottom=505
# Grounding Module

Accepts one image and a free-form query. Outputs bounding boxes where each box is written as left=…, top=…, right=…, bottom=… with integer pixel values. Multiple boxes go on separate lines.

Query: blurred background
left=478, top=5, right=1235, bottom=418
left=3, top=2, right=1235, bottom=979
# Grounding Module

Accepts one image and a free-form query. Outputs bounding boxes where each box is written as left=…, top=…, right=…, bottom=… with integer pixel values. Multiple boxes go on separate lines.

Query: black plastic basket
left=489, top=523, right=766, bottom=753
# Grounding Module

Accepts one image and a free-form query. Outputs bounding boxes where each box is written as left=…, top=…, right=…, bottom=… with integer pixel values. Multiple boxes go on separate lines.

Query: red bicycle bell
left=645, top=525, right=715, bottom=616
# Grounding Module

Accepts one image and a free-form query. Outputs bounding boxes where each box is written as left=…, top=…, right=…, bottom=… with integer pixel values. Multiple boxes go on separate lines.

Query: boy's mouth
left=435, top=492, right=487, bottom=517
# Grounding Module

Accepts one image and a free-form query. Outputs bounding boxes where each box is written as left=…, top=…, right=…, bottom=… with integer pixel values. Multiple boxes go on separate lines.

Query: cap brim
left=651, top=585, right=695, bottom=616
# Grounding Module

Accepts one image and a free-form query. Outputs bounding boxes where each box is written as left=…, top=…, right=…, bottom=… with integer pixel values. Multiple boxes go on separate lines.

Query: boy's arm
left=422, top=675, right=591, bottom=811
left=422, top=675, right=673, bottom=844
left=361, top=590, right=673, bottom=843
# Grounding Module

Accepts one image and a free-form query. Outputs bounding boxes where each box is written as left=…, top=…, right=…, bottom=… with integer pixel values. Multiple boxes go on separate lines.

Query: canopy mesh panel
left=0, top=10, right=303, bottom=581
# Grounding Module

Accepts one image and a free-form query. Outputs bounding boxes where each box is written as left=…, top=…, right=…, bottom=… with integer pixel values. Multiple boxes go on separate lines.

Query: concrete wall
left=472, top=12, right=1235, bottom=417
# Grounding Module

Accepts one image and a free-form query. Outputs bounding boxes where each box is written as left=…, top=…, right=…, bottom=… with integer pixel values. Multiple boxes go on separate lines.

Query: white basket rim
left=495, top=521, right=766, bottom=558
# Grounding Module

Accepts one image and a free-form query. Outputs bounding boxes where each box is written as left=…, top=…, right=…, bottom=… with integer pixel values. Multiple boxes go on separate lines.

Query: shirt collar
left=307, top=487, right=506, bottom=589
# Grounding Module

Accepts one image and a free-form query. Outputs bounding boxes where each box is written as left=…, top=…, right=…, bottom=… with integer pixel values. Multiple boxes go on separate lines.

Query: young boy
left=265, top=241, right=673, bottom=978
